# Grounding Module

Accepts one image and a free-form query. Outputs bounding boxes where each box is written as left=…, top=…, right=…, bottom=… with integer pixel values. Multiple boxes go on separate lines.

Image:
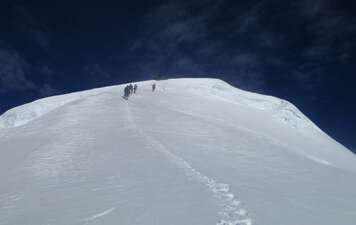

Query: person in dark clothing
left=123, top=85, right=130, bottom=99
left=128, top=84, right=134, bottom=94
left=152, top=83, right=156, bottom=92
left=133, top=84, right=137, bottom=93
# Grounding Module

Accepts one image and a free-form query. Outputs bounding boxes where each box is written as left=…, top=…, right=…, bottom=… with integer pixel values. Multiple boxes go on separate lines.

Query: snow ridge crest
left=0, top=78, right=314, bottom=132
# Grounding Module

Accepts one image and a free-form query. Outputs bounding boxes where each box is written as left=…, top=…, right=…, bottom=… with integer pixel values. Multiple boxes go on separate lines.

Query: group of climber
left=123, top=83, right=156, bottom=100
left=123, top=84, right=137, bottom=99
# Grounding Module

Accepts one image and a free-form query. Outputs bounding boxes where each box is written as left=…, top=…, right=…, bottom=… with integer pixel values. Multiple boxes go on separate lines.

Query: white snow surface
left=0, top=78, right=355, bottom=225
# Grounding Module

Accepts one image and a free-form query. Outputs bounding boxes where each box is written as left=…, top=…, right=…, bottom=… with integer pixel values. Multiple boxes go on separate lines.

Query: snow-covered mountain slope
left=0, top=78, right=355, bottom=225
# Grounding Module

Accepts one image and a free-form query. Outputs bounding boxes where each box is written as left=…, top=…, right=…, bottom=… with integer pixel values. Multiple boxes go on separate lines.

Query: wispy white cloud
left=295, top=0, right=356, bottom=61
left=84, top=63, right=112, bottom=84
left=0, top=49, right=36, bottom=92
left=128, top=0, right=355, bottom=93
left=130, top=0, right=223, bottom=77
left=230, top=53, right=260, bottom=68
left=130, top=0, right=271, bottom=91
left=40, top=66, right=54, bottom=76
left=38, top=83, right=60, bottom=97
left=0, top=48, right=60, bottom=96
left=234, top=0, right=266, bottom=35
left=12, top=5, right=51, bottom=51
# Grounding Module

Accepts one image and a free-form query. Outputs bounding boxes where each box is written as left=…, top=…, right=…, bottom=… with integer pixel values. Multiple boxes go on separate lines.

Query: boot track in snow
left=125, top=101, right=253, bottom=225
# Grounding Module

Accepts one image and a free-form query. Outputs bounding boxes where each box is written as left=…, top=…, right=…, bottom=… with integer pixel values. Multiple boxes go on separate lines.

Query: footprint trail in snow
left=126, top=102, right=252, bottom=225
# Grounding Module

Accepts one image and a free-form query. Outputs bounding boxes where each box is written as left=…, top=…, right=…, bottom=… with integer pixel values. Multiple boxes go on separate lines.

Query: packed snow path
left=1, top=78, right=356, bottom=225
left=126, top=101, right=252, bottom=225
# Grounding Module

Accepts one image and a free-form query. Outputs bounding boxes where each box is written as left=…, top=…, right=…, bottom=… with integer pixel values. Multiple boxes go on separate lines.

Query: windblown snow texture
left=0, top=78, right=355, bottom=225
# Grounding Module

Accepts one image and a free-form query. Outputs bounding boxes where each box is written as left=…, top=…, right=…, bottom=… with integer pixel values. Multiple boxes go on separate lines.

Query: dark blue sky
left=0, top=0, right=355, bottom=152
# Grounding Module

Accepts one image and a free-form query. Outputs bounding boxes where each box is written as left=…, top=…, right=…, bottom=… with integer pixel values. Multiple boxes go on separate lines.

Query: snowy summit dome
left=0, top=78, right=355, bottom=225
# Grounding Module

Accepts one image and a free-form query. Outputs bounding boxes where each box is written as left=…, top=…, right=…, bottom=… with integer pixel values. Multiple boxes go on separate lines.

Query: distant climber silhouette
left=123, top=85, right=130, bottom=100
left=128, top=84, right=134, bottom=94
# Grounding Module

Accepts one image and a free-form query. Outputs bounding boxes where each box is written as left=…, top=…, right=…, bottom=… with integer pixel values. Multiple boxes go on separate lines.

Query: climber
left=128, top=84, right=134, bottom=94
left=123, top=85, right=130, bottom=100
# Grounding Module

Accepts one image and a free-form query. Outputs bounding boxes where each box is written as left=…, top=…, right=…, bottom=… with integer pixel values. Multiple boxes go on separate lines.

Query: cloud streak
left=0, top=48, right=60, bottom=97
left=0, top=49, right=36, bottom=92
left=12, top=5, right=51, bottom=51
left=129, top=0, right=294, bottom=91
